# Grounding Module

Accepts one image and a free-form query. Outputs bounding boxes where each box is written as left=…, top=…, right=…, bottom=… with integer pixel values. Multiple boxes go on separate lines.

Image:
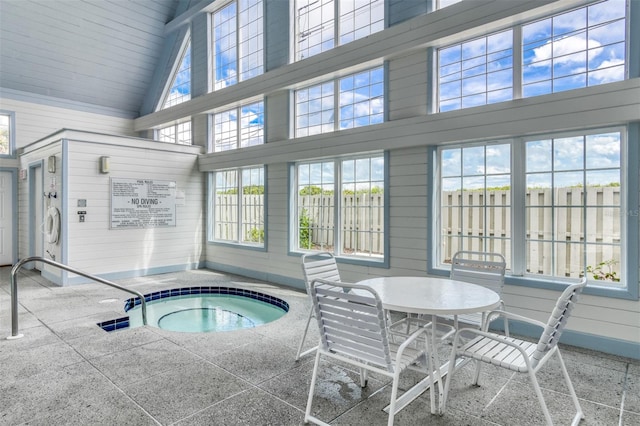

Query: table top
left=356, top=276, right=501, bottom=315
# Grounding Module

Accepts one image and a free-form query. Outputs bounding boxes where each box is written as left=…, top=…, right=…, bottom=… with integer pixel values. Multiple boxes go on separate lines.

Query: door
left=0, top=171, right=14, bottom=266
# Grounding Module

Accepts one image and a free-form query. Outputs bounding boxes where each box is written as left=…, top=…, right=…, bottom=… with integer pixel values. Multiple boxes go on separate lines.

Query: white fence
left=299, top=194, right=384, bottom=255
left=214, top=195, right=264, bottom=242
left=441, top=187, right=621, bottom=278
left=217, top=187, right=621, bottom=278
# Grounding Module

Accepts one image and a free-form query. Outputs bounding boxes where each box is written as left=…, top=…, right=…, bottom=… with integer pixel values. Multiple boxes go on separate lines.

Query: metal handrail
left=8, top=256, right=147, bottom=339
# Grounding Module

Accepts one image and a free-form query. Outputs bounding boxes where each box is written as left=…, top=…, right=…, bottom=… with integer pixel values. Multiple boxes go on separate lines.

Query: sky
left=439, top=0, right=626, bottom=110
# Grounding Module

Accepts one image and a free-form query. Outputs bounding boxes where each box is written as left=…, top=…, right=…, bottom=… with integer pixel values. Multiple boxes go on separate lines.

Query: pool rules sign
left=110, top=178, right=176, bottom=229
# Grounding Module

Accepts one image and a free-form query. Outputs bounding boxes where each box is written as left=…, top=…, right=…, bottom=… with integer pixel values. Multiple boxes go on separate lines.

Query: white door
left=0, top=171, right=14, bottom=266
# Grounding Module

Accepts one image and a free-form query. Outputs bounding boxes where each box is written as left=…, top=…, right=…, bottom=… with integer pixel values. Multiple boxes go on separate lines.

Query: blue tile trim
left=96, top=316, right=130, bottom=332
left=122, top=286, right=290, bottom=313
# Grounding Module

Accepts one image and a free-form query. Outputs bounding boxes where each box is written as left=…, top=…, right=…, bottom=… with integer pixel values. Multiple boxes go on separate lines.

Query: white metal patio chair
left=304, top=278, right=434, bottom=426
left=447, top=251, right=508, bottom=334
left=442, top=277, right=587, bottom=426
left=296, top=252, right=341, bottom=361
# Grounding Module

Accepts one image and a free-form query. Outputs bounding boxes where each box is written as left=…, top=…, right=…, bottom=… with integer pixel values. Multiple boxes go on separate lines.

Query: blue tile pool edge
left=97, top=286, right=290, bottom=332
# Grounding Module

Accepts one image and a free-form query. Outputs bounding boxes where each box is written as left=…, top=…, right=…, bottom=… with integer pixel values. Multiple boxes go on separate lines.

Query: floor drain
left=98, top=298, right=119, bottom=304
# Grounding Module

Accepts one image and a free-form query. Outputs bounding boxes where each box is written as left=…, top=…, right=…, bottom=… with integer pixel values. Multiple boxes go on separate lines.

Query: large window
left=295, top=66, right=384, bottom=137
left=439, top=143, right=512, bottom=264
left=525, top=132, right=622, bottom=281
left=438, top=30, right=513, bottom=112
left=295, top=0, right=384, bottom=61
left=522, top=0, right=626, bottom=96
left=212, top=101, right=264, bottom=152
left=436, top=128, right=630, bottom=290
left=212, top=0, right=263, bottom=90
left=293, top=153, right=385, bottom=260
left=437, top=0, right=627, bottom=111
left=212, top=166, right=265, bottom=246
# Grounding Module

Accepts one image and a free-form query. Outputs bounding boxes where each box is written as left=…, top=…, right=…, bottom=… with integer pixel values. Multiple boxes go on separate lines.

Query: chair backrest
left=450, top=251, right=506, bottom=295
left=301, top=252, right=341, bottom=291
left=309, top=278, right=394, bottom=371
left=532, top=277, right=588, bottom=366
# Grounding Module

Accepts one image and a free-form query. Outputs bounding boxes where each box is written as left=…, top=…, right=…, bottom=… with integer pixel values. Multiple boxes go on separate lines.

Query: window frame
left=0, top=110, right=16, bottom=159
left=211, top=0, right=264, bottom=91
left=155, top=121, right=192, bottom=145
left=294, top=65, right=385, bottom=138
left=428, top=125, right=639, bottom=300
left=209, top=165, right=267, bottom=250
left=435, top=0, right=629, bottom=113
left=211, top=99, right=265, bottom=152
left=289, top=151, right=389, bottom=267
left=294, top=0, right=384, bottom=62
left=159, top=36, right=191, bottom=110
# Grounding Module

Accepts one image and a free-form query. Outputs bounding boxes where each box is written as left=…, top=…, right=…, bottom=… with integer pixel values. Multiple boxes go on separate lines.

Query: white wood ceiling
left=0, top=0, right=179, bottom=117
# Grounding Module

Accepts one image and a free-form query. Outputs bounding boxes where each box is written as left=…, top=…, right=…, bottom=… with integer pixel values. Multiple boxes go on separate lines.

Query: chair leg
left=442, top=345, right=459, bottom=412
left=359, top=367, right=368, bottom=387
left=556, top=350, right=584, bottom=425
left=387, top=371, right=402, bottom=426
left=472, top=359, right=482, bottom=386
left=528, top=370, right=554, bottom=425
left=304, top=351, right=322, bottom=424
left=296, top=307, right=316, bottom=361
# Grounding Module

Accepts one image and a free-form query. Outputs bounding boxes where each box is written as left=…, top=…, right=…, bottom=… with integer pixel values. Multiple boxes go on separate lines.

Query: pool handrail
left=8, top=256, right=147, bottom=339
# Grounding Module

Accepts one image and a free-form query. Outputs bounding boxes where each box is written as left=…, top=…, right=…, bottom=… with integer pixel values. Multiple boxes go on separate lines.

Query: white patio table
left=356, top=276, right=501, bottom=415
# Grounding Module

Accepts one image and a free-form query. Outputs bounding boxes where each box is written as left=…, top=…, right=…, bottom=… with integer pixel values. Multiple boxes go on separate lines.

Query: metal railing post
left=8, top=256, right=147, bottom=339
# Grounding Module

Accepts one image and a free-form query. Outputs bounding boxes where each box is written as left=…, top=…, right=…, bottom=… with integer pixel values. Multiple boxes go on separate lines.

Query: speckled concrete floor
left=1, top=267, right=638, bottom=425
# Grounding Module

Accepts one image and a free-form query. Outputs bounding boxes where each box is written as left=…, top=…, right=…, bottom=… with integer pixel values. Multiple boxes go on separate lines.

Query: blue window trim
left=287, top=151, right=390, bottom=269
left=0, top=110, right=16, bottom=158
left=427, top=124, right=640, bottom=301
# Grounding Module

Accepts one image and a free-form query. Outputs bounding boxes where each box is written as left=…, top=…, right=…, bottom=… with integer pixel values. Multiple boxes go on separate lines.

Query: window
left=295, top=66, right=384, bottom=137
left=295, top=0, right=384, bottom=61
left=212, top=166, right=265, bottom=246
left=212, top=0, right=263, bottom=90
left=161, top=39, right=191, bottom=109
left=212, top=100, right=264, bottom=152
left=0, top=112, right=13, bottom=157
left=435, top=128, right=631, bottom=290
left=525, top=132, right=622, bottom=282
left=439, top=143, right=512, bottom=265
left=522, top=0, right=626, bottom=97
left=157, top=122, right=192, bottom=145
left=294, top=153, right=385, bottom=260
left=438, top=30, right=513, bottom=112
left=436, top=0, right=627, bottom=111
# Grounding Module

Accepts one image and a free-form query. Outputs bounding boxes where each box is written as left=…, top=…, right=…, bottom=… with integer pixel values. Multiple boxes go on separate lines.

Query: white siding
left=0, top=97, right=135, bottom=150
left=17, top=130, right=204, bottom=284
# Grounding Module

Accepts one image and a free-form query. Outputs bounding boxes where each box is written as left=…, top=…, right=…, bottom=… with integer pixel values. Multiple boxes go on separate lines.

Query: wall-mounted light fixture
left=47, top=155, right=56, bottom=173
left=99, top=156, right=110, bottom=174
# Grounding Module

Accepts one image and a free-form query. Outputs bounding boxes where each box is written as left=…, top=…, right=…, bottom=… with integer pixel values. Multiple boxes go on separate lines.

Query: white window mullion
left=236, top=170, right=243, bottom=242
left=334, top=0, right=340, bottom=47
left=513, top=24, right=522, bottom=100
left=335, top=159, right=342, bottom=255
left=334, top=79, right=339, bottom=132
left=511, top=138, right=526, bottom=276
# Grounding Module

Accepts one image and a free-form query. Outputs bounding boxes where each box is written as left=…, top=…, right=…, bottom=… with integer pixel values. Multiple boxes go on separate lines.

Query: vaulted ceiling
left=0, top=0, right=181, bottom=118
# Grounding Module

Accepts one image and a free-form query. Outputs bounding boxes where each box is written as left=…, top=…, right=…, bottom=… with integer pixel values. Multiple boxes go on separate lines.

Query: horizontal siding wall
left=64, top=139, right=205, bottom=280
left=0, top=97, right=135, bottom=150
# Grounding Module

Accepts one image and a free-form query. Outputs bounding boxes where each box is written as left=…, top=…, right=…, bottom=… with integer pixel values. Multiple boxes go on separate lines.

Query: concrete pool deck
left=1, top=267, right=638, bottom=425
